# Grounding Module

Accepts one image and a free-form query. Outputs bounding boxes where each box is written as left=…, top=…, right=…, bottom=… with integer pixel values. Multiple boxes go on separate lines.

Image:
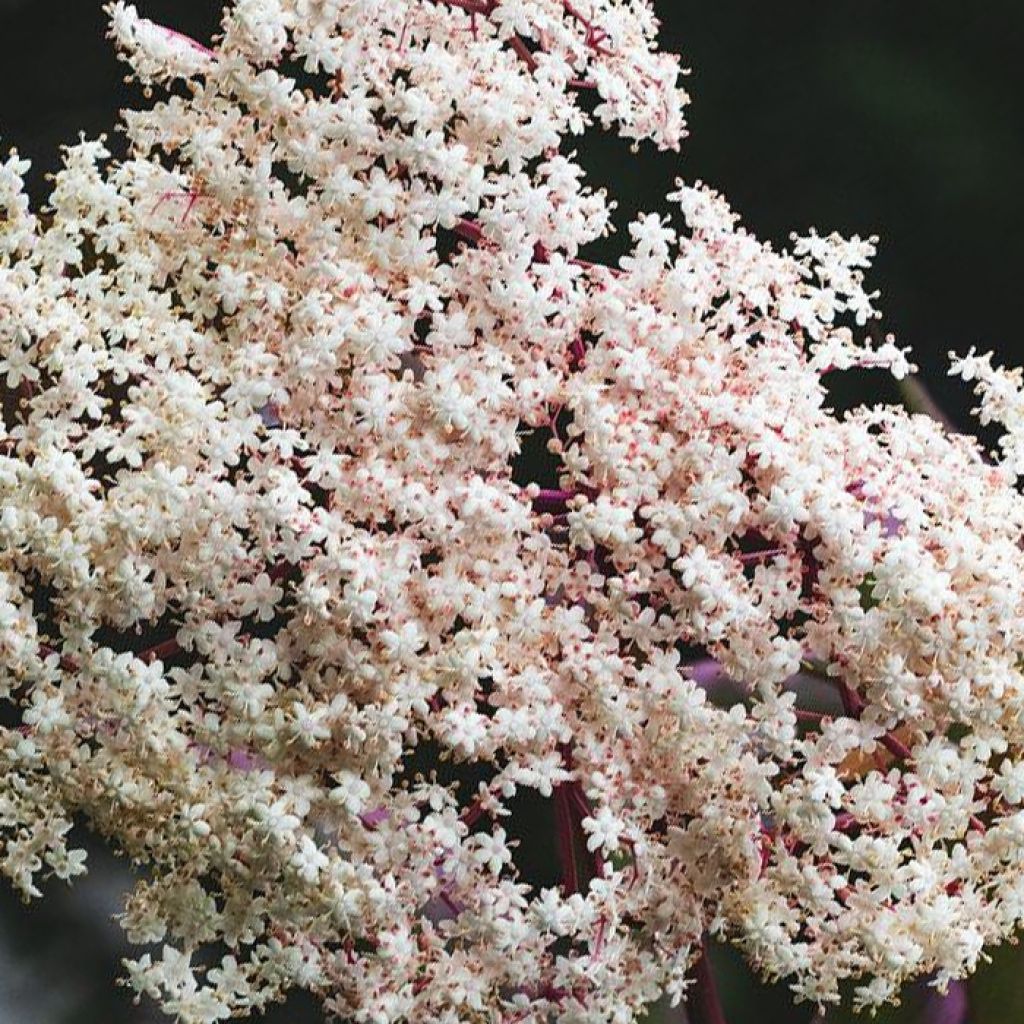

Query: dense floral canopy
left=3, top=2, right=1024, bottom=1022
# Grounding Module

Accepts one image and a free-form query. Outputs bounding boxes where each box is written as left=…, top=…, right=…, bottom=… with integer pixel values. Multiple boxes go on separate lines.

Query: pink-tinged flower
left=0, top=2, right=1018, bottom=1022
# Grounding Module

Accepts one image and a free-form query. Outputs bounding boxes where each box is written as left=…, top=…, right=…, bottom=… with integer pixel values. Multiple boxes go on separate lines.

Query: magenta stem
left=532, top=488, right=578, bottom=510
left=359, top=807, right=390, bottom=830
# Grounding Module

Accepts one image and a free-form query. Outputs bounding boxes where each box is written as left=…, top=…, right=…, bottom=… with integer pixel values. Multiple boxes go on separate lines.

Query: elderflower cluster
left=2, top=1, right=1024, bottom=1021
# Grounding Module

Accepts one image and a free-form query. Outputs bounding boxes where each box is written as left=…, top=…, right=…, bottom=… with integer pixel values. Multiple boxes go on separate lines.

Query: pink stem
left=737, top=547, right=785, bottom=565
left=156, top=24, right=216, bottom=58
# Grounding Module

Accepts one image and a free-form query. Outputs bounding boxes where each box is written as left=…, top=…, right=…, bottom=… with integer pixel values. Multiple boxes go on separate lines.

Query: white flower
left=996, top=759, right=1024, bottom=805
left=471, top=827, right=513, bottom=875
left=329, top=770, right=372, bottom=815
left=235, top=573, right=284, bottom=622
left=183, top=804, right=212, bottom=838
left=290, top=701, right=332, bottom=747
left=582, top=806, right=623, bottom=854
left=291, top=835, right=329, bottom=883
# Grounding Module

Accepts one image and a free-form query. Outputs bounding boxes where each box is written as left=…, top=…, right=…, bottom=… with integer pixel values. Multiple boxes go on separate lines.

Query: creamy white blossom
left=1, top=1, right=1023, bottom=1021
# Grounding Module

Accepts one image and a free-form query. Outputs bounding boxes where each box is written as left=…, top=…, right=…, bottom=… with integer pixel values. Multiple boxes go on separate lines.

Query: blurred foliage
left=969, top=940, right=1024, bottom=1024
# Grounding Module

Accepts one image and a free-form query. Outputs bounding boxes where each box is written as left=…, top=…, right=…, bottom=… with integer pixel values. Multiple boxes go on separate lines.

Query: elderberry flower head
left=2, top=2, right=1024, bottom=1022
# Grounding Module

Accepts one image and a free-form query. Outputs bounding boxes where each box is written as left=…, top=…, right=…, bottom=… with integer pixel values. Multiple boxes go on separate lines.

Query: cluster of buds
left=2, top=2, right=1024, bottom=1022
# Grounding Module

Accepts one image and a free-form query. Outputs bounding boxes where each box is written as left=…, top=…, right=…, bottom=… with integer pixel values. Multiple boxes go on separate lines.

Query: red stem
left=879, top=731, right=914, bottom=762
left=139, top=636, right=181, bottom=664
left=460, top=799, right=486, bottom=829
left=455, top=215, right=623, bottom=277
left=687, top=936, right=728, bottom=1024
left=508, top=36, right=539, bottom=73
left=554, top=783, right=582, bottom=894
left=794, top=708, right=826, bottom=723
left=837, top=680, right=914, bottom=762
left=433, top=0, right=493, bottom=13
left=454, top=218, right=485, bottom=244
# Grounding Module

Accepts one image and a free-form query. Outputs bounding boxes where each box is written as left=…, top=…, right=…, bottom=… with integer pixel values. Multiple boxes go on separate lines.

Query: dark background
left=1, top=2, right=1022, bottom=1022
